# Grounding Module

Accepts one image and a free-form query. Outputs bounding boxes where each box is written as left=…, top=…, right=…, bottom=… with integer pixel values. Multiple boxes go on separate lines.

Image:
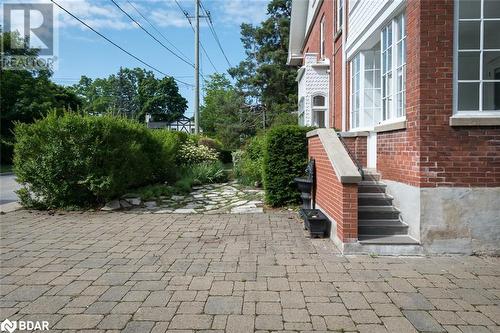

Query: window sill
left=339, top=130, right=369, bottom=137
left=374, top=119, right=406, bottom=133
left=449, top=115, right=500, bottom=126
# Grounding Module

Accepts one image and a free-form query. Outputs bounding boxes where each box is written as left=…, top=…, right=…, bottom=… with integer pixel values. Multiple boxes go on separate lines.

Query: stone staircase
left=357, top=170, right=418, bottom=245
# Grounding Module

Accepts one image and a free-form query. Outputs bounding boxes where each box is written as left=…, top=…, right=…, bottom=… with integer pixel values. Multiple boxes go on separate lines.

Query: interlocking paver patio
left=1, top=210, right=499, bottom=332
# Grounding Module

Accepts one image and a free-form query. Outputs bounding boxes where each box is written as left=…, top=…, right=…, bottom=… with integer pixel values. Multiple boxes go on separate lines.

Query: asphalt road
left=0, top=174, right=20, bottom=204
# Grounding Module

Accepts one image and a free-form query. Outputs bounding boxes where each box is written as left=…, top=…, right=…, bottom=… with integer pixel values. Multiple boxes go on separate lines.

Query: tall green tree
left=228, top=0, right=297, bottom=125
left=200, top=74, right=258, bottom=149
left=0, top=31, right=80, bottom=164
left=71, top=68, right=187, bottom=122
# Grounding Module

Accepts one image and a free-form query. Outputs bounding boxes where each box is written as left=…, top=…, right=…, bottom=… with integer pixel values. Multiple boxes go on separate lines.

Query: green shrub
left=270, top=112, right=298, bottom=127
left=133, top=184, right=173, bottom=201
left=233, top=135, right=265, bottom=186
left=198, top=136, right=222, bottom=151
left=150, top=130, right=189, bottom=181
left=14, top=112, right=165, bottom=208
left=178, top=141, right=219, bottom=165
left=188, top=161, right=228, bottom=185
left=263, top=125, right=310, bottom=206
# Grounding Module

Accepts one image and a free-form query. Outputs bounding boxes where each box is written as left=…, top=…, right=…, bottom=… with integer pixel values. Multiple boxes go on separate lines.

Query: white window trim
left=336, top=0, right=343, bottom=31
left=320, top=16, right=325, bottom=59
left=381, top=13, right=407, bottom=122
left=453, top=0, right=500, bottom=117
left=312, top=93, right=328, bottom=128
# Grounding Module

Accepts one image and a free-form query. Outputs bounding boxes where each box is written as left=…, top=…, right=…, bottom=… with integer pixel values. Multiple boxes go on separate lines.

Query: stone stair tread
left=358, top=193, right=393, bottom=198
left=358, top=205, right=400, bottom=212
left=358, top=219, right=407, bottom=226
left=359, top=180, right=386, bottom=186
left=358, top=235, right=419, bottom=245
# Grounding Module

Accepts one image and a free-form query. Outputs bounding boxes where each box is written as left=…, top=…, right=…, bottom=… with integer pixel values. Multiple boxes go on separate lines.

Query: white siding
left=346, top=0, right=405, bottom=59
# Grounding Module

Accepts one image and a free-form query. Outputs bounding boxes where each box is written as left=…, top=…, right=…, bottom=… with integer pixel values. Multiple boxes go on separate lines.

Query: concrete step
left=358, top=219, right=409, bottom=236
left=358, top=205, right=400, bottom=220
left=358, top=181, right=387, bottom=193
left=358, top=193, right=393, bottom=206
left=362, top=170, right=381, bottom=181
left=358, top=235, right=419, bottom=245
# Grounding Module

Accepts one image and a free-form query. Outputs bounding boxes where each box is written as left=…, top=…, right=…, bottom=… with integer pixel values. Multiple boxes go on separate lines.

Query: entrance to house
left=367, top=132, right=377, bottom=169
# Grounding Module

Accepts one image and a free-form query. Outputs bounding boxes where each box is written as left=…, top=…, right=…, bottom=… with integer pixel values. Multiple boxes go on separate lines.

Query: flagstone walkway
left=124, top=182, right=265, bottom=214
left=1, top=210, right=499, bottom=333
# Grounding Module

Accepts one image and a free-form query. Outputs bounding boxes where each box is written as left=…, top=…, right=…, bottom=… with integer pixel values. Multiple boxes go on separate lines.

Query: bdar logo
left=0, top=319, right=17, bottom=333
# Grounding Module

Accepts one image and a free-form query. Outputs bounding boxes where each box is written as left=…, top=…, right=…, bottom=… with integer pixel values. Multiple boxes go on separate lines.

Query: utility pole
left=194, top=0, right=200, bottom=134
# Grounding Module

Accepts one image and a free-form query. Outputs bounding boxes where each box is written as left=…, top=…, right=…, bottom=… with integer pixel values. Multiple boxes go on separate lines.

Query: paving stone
left=456, top=311, right=495, bottom=326
left=122, top=320, right=155, bottom=333
left=133, top=307, right=176, bottom=321
left=204, top=296, right=243, bottom=314
left=268, top=278, right=290, bottom=291
left=372, top=303, right=402, bottom=317
left=256, top=302, right=281, bottom=314
left=282, top=308, right=310, bottom=322
left=302, top=282, right=337, bottom=297
left=98, top=314, right=131, bottom=329
left=189, top=276, right=214, bottom=290
left=403, top=310, right=445, bottom=332
left=226, top=314, right=254, bottom=333
left=430, top=310, right=466, bottom=325
left=388, top=292, right=434, bottom=310
left=55, top=314, right=103, bottom=329
left=307, top=302, right=348, bottom=316
left=340, top=292, right=371, bottom=309
left=382, top=316, right=418, bottom=333
left=280, top=291, right=305, bottom=308
left=324, top=315, right=356, bottom=331
left=93, top=273, right=132, bottom=285
left=4, top=285, right=50, bottom=301
left=19, top=296, right=70, bottom=314
left=169, top=314, right=213, bottom=329
left=350, top=309, right=382, bottom=324
left=255, top=314, right=283, bottom=330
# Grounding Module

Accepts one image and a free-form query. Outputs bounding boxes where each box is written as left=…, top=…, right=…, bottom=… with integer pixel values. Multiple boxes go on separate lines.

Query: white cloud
left=217, top=0, right=268, bottom=26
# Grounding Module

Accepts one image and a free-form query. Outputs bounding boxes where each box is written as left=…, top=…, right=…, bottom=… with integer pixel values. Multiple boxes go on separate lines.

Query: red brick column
left=342, top=136, right=367, bottom=168
left=308, top=136, right=358, bottom=242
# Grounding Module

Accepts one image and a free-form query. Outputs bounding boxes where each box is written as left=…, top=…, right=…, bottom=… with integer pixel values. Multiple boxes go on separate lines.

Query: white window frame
left=453, top=0, right=500, bottom=115
left=380, top=13, right=406, bottom=124
left=312, top=94, right=327, bottom=128
left=337, top=0, right=343, bottom=31
left=350, top=53, right=361, bottom=129
left=320, top=16, right=326, bottom=59
left=350, top=49, right=382, bottom=131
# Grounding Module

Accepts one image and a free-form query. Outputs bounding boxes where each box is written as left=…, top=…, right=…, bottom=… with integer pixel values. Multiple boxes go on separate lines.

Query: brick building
left=288, top=0, right=500, bottom=254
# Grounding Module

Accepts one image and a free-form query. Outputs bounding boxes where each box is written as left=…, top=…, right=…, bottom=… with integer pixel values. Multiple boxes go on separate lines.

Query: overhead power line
left=174, top=0, right=219, bottom=73
left=50, top=0, right=193, bottom=87
left=200, top=1, right=232, bottom=68
left=125, top=0, right=192, bottom=64
left=110, top=0, right=194, bottom=68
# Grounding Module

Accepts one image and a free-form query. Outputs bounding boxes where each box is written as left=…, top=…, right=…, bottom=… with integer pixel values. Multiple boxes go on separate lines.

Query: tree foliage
left=0, top=31, right=80, bottom=164
left=200, top=74, right=260, bottom=150
left=228, top=0, right=297, bottom=125
left=70, top=68, right=187, bottom=122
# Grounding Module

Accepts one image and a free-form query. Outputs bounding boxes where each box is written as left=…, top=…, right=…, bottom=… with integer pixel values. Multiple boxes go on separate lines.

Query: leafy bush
left=150, top=130, right=188, bottom=181
left=14, top=112, right=166, bottom=208
left=263, top=125, right=310, bottom=206
left=133, top=184, right=173, bottom=201
left=233, top=135, right=266, bottom=186
left=188, top=161, right=228, bottom=185
left=270, top=112, right=298, bottom=127
left=178, top=141, right=219, bottom=165
left=198, top=136, right=222, bottom=151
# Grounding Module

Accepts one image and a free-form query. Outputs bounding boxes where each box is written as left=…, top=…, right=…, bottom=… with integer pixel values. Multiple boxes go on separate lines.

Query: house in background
left=288, top=0, right=500, bottom=254
left=146, top=114, right=196, bottom=133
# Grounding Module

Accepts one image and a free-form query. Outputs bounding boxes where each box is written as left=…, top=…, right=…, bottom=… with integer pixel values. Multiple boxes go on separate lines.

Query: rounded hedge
left=14, top=112, right=180, bottom=208
left=263, top=125, right=311, bottom=207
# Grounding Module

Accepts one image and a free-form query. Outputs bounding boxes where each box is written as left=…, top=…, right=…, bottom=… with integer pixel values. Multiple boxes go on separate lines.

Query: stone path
left=123, top=182, right=265, bottom=214
left=1, top=210, right=500, bottom=333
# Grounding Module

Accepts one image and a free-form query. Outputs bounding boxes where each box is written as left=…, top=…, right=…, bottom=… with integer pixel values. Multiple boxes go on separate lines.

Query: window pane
left=313, top=95, right=325, bottom=106
left=484, top=0, right=500, bottom=18
left=484, top=21, right=500, bottom=49
left=459, top=21, right=480, bottom=50
left=483, top=51, right=500, bottom=80
left=397, top=42, right=404, bottom=66
left=458, top=52, right=480, bottom=80
left=483, top=82, right=500, bottom=110
left=459, top=0, right=481, bottom=19
left=458, top=82, right=480, bottom=111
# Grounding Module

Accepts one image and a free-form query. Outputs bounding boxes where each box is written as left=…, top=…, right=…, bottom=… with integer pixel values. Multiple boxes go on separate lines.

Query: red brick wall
left=343, top=136, right=367, bottom=168
left=309, top=135, right=358, bottom=242
left=377, top=0, right=500, bottom=188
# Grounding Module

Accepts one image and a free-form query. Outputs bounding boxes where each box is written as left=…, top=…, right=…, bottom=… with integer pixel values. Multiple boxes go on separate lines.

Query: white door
left=367, top=132, right=377, bottom=169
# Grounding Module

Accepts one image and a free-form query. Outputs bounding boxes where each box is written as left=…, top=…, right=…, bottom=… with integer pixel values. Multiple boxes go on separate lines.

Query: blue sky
left=6, top=0, right=269, bottom=117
